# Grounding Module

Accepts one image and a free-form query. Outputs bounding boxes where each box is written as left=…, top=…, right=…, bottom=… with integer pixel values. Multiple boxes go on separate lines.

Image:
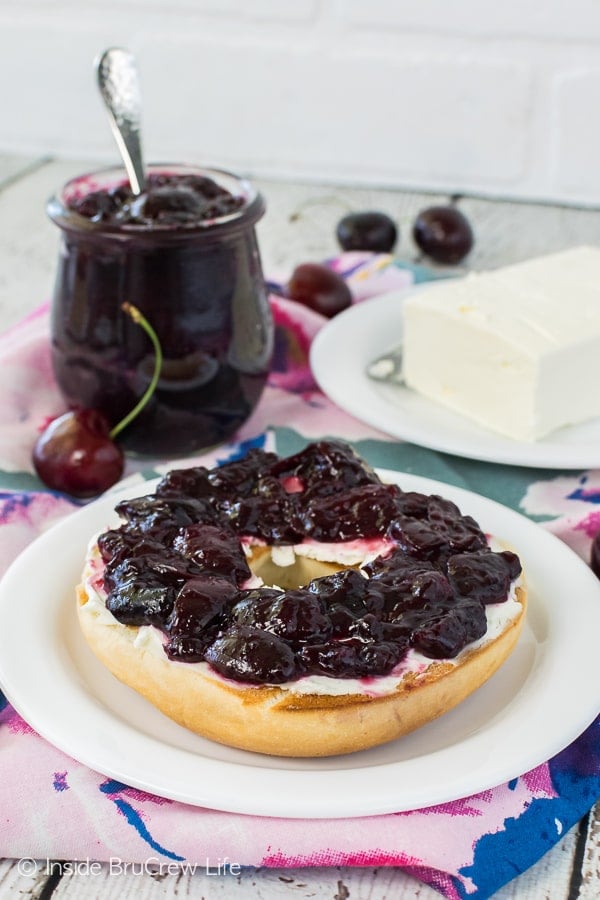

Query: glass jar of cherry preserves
left=47, top=164, right=273, bottom=457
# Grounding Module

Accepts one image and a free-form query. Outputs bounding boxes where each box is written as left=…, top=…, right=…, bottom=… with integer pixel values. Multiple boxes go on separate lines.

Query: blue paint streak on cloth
left=100, top=780, right=184, bottom=861
left=459, top=716, right=600, bottom=899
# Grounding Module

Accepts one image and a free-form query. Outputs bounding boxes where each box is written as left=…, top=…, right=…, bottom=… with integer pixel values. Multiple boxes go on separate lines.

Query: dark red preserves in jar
left=47, top=164, right=273, bottom=456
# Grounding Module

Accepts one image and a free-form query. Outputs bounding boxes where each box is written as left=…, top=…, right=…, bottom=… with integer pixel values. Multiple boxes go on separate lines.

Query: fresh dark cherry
left=592, top=533, right=600, bottom=578
left=286, top=263, right=352, bottom=319
left=32, top=409, right=124, bottom=499
left=413, top=205, right=474, bottom=264
left=336, top=211, right=398, bottom=253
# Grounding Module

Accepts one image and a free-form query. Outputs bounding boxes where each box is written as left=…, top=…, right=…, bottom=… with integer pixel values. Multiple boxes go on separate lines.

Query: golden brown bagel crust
left=76, top=583, right=526, bottom=757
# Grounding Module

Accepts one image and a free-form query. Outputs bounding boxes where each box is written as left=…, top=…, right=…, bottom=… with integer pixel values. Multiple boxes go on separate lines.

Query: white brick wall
left=2, top=0, right=600, bottom=206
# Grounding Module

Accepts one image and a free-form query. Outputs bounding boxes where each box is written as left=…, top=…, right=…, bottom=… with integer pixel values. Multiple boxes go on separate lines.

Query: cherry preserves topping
left=205, top=626, right=298, bottom=684
left=217, top=477, right=305, bottom=544
left=447, top=550, right=513, bottom=605
left=167, top=577, right=239, bottom=636
left=97, top=527, right=165, bottom=565
left=308, top=569, right=370, bottom=615
left=172, top=524, right=251, bottom=583
left=410, top=601, right=487, bottom=659
left=106, top=568, right=177, bottom=626
left=206, top=449, right=279, bottom=496
left=97, top=440, right=522, bottom=683
left=269, top=440, right=380, bottom=500
left=389, top=495, right=488, bottom=564
left=300, top=483, right=404, bottom=541
left=267, top=590, right=332, bottom=645
left=69, top=172, right=245, bottom=228
left=298, top=639, right=407, bottom=678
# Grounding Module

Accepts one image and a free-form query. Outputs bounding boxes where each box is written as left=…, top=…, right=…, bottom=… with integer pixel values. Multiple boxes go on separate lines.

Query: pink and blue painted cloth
left=1, top=253, right=599, bottom=899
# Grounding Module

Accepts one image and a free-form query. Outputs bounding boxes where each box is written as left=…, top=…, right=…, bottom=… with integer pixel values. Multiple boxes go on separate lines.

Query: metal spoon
left=96, top=47, right=146, bottom=195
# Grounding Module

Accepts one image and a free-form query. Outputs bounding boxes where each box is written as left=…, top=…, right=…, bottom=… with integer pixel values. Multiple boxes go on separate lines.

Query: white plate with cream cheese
left=310, top=291, right=600, bottom=469
left=0, top=472, right=599, bottom=818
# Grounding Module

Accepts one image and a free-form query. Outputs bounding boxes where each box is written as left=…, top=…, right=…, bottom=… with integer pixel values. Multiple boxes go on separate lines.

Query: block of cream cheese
left=402, top=245, right=600, bottom=441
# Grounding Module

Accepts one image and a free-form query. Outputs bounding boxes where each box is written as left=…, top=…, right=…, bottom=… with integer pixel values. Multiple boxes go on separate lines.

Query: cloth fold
left=1, top=253, right=599, bottom=900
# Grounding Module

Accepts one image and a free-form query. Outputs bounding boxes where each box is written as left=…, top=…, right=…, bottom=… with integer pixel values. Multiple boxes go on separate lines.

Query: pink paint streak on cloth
left=522, top=470, right=600, bottom=560
left=0, top=302, right=65, bottom=474
left=0, top=697, right=558, bottom=899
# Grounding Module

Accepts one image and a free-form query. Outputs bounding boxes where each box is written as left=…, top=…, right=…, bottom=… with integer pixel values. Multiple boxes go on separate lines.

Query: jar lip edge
left=47, top=163, right=264, bottom=234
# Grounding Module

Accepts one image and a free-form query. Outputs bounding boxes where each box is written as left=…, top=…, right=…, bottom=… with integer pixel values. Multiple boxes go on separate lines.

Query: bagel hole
left=247, top=548, right=351, bottom=590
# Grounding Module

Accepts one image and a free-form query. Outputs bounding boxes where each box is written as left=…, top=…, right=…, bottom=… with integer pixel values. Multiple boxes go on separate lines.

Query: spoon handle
left=96, top=47, right=145, bottom=196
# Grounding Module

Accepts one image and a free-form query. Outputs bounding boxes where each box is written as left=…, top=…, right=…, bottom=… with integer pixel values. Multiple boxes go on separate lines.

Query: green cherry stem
left=109, top=303, right=163, bottom=440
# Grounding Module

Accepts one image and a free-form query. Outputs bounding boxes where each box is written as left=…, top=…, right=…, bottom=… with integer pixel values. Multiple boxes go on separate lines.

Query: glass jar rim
left=47, top=162, right=265, bottom=239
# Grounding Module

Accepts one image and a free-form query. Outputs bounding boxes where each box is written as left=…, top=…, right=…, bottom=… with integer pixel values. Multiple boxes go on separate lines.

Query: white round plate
left=310, top=290, right=600, bottom=469
left=0, top=472, right=599, bottom=819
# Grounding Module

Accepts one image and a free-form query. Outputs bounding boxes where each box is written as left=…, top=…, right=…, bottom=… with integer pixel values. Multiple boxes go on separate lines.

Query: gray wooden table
left=0, top=155, right=598, bottom=899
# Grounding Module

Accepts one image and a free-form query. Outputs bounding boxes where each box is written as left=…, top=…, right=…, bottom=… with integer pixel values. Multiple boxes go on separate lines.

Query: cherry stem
left=109, top=303, right=163, bottom=440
